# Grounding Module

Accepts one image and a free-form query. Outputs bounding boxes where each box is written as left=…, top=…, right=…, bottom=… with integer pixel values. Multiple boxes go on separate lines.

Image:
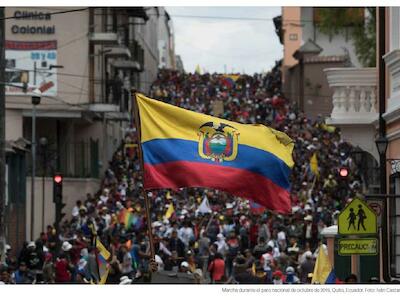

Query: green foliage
left=315, top=7, right=376, bottom=67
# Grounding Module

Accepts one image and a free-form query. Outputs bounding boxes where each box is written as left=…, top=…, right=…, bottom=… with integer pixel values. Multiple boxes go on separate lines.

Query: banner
left=5, top=40, right=58, bottom=96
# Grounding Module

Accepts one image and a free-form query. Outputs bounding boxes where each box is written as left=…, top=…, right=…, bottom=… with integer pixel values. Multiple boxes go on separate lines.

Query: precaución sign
left=338, top=238, right=378, bottom=256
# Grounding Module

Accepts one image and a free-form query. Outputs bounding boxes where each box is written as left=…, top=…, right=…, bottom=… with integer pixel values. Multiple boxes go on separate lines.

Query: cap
left=305, top=251, right=313, bottom=258
left=286, top=266, right=295, bottom=274
left=61, top=241, right=72, bottom=252
left=119, top=276, right=133, bottom=285
left=304, top=215, right=313, bottom=221
left=180, top=261, right=189, bottom=268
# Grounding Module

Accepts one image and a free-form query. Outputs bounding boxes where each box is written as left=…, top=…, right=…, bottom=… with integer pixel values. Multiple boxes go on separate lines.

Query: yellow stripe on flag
left=96, top=238, right=111, bottom=260
left=136, top=94, right=294, bottom=168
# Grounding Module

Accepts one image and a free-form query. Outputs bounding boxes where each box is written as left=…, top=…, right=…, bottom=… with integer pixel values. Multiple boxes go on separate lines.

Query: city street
left=0, top=6, right=397, bottom=286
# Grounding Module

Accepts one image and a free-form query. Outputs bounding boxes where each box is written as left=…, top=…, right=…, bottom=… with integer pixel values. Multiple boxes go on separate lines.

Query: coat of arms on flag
left=198, top=121, right=239, bottom=162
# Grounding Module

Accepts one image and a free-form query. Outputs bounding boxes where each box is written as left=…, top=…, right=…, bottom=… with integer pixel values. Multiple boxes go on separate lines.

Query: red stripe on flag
left=144, top=161, right=291, bottom=213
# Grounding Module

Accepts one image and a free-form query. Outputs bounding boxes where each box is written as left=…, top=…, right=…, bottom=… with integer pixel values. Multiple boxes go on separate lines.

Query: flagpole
left=131, top=91, right=155, bottom=259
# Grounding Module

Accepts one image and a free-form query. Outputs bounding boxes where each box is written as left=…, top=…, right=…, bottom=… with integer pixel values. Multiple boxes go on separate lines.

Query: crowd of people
left=0, top=62, right=364, bottom=284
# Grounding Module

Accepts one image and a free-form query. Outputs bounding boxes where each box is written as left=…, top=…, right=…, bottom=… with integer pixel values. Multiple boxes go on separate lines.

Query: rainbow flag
left=118, top=208, right=142, bottom=230
left=118, top=208, right=133, bottom=229
left=136, top=94, right=294, bottom=213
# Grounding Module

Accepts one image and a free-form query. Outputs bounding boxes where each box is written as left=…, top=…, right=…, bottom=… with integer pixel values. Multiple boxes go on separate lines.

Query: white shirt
left=305, top=224, right=312, bottom=239
left=178, top=227, right=194, bottom=247
left=262, top=252, right=273, bottom=271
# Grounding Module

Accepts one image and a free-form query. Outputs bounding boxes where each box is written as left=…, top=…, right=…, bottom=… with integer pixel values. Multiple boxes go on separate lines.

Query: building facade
left=278, top=7, right=365, bottom=119
left=384, top=6, right=400, bottom=280
left=3, top=7, right=175, bottom=247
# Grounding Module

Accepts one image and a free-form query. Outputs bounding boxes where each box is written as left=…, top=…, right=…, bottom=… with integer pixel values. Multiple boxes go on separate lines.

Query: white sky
left=166, top=6, right=283, bottom=74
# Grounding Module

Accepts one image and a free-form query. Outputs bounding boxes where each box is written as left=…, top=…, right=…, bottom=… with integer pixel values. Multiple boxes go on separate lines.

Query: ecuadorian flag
left=136, top=94, right=294, bottom=213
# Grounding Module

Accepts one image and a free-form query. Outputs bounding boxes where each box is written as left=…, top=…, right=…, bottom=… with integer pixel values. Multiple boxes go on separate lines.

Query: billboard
left=5, top=40, right=57, bottom=96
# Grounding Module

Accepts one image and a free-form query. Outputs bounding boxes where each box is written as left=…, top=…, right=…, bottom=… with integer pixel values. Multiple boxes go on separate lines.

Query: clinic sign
left=11, top=10, right=55, bottom=35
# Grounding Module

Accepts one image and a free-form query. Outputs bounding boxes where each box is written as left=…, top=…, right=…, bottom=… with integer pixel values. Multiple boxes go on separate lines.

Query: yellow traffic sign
left=338, top=198, right=377, bottom=235
left=338, top=238, right=378, bottom=256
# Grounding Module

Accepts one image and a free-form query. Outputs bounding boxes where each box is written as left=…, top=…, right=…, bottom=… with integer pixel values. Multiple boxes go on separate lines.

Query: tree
left=315, top=7, right=376, bottom=67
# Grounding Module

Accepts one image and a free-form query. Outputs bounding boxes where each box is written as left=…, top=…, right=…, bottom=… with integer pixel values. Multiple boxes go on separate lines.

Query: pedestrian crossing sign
left=338, top=198, right=377, bottom=235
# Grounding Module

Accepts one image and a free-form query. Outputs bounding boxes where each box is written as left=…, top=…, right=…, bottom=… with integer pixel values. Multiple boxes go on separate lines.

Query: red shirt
left=55, top=259, right=71, bottom=283
left=208, top=258, right=225, bottom=281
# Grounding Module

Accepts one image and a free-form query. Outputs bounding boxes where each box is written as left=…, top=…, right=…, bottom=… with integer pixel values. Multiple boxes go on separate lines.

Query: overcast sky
left=166, top=7, right=283, bottom=75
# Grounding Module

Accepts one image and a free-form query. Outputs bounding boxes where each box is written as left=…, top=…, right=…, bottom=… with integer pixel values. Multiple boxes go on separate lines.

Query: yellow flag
left=321, top=124, right=336, bottom=133
left=195, top=64, right=202, bottom=74
left=165, top=203, right=175, bottom=219
left=312, top=245, right=332, bottom=284
left=310, top=152, right=319, bottom=177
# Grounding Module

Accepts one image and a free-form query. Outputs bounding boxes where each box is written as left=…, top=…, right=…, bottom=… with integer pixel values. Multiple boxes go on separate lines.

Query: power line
left=148, top=12, right=317, bottom=24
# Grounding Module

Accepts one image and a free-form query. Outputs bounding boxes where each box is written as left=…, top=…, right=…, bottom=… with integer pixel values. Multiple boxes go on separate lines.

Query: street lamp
left=39, top=137, right=48, bottom=232
left=376, top=136, right=389, bottom=157
left=30, top=89, right=41, bottom=241
left=376, top=134, right=389, bottom=282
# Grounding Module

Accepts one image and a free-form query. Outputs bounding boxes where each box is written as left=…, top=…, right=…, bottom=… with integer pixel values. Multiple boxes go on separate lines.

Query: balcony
left=104, top=46, right=131, bottom=59
left=89, top=32, right=119, bottom=45
left=324, top=67, right=379, bottom=161
left=324, top=68, right=378, bottom=125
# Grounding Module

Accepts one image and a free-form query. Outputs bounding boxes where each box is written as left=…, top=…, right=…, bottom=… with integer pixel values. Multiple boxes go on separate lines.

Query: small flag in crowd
left=319, top=123, right=336, bottom=133
left=135, top=94, right=294, bottom=213
left=249, top=201, right=266, bottom=215
left=195, top=64, right=202, bottom=74
left=96, top=237, right=110, bottom=284
left=118, top=208, right=142, bottom=230
left=198, top=195, right=212, bottom=214
left=221, top=74, right=240, bottom=89
left=310, top=152, right=319, bottom=177
left=164, top=202, right=175, bottom=219
left=312, top=245, right=336, bottom=284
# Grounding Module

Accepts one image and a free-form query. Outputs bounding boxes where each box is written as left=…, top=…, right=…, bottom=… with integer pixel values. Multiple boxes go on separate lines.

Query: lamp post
left=31, top=90, right=41, bottom=241
left=376, top=135, right=388, bottom=282
left=376, top=136, right=388, bottom=195
left=39, top=137, right=48, bottom=232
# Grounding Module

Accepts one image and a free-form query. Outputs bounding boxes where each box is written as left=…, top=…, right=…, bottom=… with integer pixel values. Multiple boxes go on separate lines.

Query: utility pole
left=0, top=7, right=6, bottom=264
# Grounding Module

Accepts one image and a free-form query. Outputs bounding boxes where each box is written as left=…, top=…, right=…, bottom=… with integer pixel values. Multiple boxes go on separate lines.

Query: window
left=289, top=33, right=298, bottom=41
left=390, top=7, right=400, bottom=51
left=389, top=172, right=400, bottom=277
